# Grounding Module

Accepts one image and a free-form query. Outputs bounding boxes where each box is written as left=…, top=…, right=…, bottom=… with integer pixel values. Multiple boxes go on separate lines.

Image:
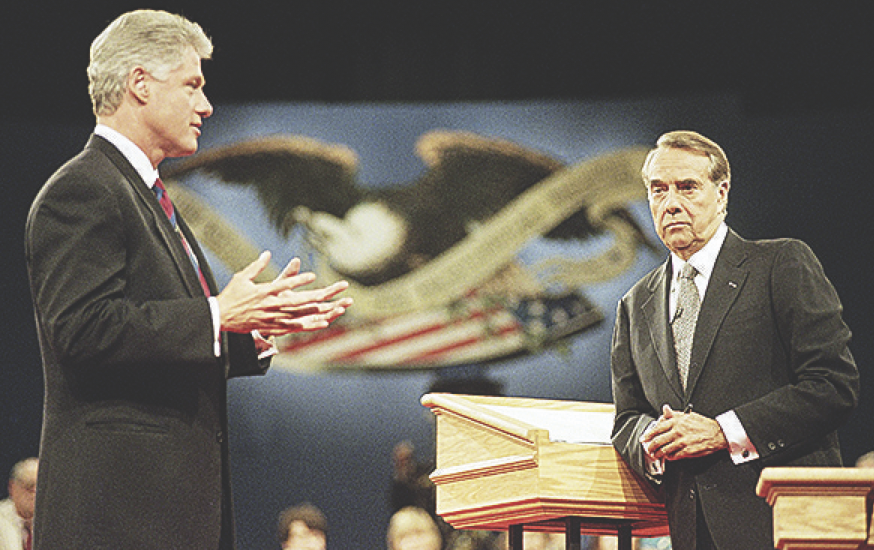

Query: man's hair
left=88, top=9, right=213, bottom=116
left=277, top=502, right=328, bottom=543
left=642, top=130, right=731, bottom=186
left=9, top=458, right=38, bottom=484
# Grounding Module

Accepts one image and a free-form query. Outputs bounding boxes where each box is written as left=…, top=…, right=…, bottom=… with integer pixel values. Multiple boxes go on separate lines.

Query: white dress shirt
left=643, top=223, right=758, bottom=473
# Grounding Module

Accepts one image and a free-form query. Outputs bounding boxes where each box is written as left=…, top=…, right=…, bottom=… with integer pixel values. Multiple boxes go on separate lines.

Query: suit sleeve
left=611, top=297, right=662, bottom=484
left=226, top=332, right=271, bottom=378
left=733, top=240, right=859, bottom=464
left=26, top=165, right=218, bottom=372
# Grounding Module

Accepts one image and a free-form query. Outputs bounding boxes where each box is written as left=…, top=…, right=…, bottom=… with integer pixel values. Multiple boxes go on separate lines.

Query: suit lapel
left=90, top=135, right=207, bottom=298
left=641, top=261, right=685, bottom=400
left=684, top=230, right=748, bottom=396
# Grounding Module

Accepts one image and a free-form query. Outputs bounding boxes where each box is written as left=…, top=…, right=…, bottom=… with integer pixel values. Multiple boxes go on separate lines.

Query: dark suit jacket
left=611, top=229, right=858, bottom=550
left=26, top=135, right=269, bottom=550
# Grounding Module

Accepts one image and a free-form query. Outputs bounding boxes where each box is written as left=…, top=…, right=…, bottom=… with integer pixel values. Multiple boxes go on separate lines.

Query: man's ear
left=128, top=67, right=150, bottom=104
left=717, top=180, right=731, bottom=214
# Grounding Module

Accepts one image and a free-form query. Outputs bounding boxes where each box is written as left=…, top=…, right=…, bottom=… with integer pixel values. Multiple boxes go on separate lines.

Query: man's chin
left=665, top=237, right=694, bottom=256
left=170, top=143, right=199, bottom=158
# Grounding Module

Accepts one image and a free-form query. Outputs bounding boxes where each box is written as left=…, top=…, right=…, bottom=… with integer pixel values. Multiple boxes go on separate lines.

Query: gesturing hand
left=217, top=251, right=352, bottom=336
left=640, top=404, right=728, bottom=461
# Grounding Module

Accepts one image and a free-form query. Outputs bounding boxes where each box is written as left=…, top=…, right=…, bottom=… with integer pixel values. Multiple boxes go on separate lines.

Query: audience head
left=386, top=506, right=442, bottom=550
left=856, top=451, right=874, bottom=468
left=278, top=502, right=328, bottom=550
left=7, top=457, right=38, bottom=522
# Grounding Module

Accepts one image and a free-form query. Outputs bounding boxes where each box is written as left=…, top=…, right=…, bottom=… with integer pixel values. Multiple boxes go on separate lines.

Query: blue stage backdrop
left=2, top=94, right=871, bottom=550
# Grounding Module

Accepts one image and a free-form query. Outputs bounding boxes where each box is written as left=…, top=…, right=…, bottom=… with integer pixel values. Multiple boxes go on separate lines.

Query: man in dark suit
left=611, top=130, right=859, bottom=549
left=25, top=10, right=351, bottom=550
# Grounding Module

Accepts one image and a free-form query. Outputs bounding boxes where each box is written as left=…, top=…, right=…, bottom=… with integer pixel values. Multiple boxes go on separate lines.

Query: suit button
left=216, top=431, right=225, bottom=444
left=689, top=488, right=696, bottom=500
left=777, top=440, right=786, bottom=448
left=768, top=442, right=777, bottom=451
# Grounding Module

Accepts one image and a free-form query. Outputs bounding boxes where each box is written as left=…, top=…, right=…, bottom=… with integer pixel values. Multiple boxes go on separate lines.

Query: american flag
left=274, top=290, right=602, bottom=371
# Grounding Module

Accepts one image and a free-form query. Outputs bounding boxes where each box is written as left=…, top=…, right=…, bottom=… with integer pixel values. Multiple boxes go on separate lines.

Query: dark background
left=2, top=2, right=873, bottom=549
left=3, top=2, right=873, bottom=121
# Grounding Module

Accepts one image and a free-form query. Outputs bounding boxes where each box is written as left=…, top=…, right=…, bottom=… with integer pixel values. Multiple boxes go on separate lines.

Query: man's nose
left=198, top=92, right=213, bottom=118
left=664, top=187, right=683, bottom=211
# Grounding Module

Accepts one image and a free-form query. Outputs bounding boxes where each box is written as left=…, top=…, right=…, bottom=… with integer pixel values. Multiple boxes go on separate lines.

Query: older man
left=26, top=10, right=351, bottom=550
left=0, top=458, right=37, bottom=550
left=610, top=130, right=859, bottom=549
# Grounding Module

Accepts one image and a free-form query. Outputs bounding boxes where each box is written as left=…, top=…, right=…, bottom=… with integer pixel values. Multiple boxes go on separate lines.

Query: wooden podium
left=421, top=393, right=668, bottom=550
left=757, top=467, right=874, bottom=550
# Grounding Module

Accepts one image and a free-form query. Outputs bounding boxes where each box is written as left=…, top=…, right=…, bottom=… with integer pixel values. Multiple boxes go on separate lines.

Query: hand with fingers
left=217, top=251, right=352, bottom=336
left=640, top=404, right=728, bottom=461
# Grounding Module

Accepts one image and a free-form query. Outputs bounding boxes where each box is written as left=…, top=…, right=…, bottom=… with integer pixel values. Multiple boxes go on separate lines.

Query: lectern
left=757, top=467, right=874, bottom=550
left=421, top=393, right=668, bottom=550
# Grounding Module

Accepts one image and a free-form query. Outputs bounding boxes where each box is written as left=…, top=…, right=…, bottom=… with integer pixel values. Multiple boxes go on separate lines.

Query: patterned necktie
left=672, top=263, right=700, bottom=389
left=153, top=178, right=211, bottom=296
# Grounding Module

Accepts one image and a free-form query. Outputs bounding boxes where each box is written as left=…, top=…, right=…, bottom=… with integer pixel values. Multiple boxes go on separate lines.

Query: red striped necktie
left=153, top=178, right=212, bottom=296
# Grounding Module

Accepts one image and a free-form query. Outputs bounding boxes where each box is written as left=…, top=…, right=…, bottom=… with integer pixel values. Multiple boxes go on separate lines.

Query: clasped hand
left=217, top=251, right=352, bottom=336
left=640, top=404, right=728, bottom=461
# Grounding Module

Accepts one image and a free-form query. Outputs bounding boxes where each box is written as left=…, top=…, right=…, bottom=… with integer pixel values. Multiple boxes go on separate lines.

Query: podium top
left=757, top=467, right=874, bottom=503
left=422, top=392, right=615, bottom=445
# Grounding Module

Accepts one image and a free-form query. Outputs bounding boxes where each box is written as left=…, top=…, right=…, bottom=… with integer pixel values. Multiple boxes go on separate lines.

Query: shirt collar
left=94, top=124, right=160, bottom=188
left=671, top=222, right=728, bottom=283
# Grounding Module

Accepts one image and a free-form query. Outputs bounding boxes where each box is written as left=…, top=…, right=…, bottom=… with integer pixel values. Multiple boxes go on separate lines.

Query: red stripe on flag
left=279, top=325, right=350, bottom=352
left=331, top=306, right=508, bottom=361
left=403, top=323, right=522, bottom=364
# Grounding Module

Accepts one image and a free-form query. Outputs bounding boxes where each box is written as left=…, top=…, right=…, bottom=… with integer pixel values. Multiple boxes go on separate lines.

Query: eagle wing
left=382, top=130, right=601, bottom=260
left=162, top=135, right=364, bottom=236
left=413, top=129, right=564, bottom=221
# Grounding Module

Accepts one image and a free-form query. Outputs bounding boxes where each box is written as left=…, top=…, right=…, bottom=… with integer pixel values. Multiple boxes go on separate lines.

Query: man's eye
left=678, top=181, right=698, bottom=192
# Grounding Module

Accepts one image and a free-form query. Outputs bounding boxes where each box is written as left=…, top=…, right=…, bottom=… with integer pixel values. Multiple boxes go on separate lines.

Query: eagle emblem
left=164, top=130, right=656, bottom=370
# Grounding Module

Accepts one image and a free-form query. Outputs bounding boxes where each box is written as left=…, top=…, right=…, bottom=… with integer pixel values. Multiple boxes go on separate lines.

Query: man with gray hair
left=0, top=458, right=38, bottom=550
left=610, top=130, right=859, bottom=549
left=26, top=10, right=351, bottom=549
